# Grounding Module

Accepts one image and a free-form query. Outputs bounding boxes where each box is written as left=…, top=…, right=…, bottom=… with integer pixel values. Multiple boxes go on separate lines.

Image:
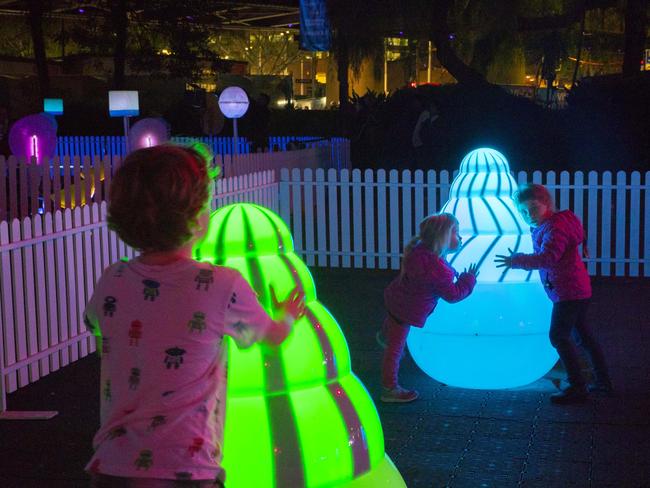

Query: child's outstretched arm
left=508, top=228, right=569, bottom=270
left=433, top=262, right=478, bottom=303
left=224, top=274, right=305, bottom=349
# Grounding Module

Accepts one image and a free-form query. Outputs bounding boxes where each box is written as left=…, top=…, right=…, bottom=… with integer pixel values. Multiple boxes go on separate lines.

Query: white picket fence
left=2, top=166, right=649, bottom=413
left=0, top=171, right=277, bottom=413
left=279, top=168, right=650, bottom=277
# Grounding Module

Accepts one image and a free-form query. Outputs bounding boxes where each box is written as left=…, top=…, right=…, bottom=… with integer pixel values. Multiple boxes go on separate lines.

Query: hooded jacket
left=510, top=210, right=591, bottom=302
left=384, top=243, right=476, bottom=327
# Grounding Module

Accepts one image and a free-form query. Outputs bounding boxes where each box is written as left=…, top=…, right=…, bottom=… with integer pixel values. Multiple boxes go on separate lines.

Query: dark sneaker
left=550, top=385, right=589, bottom=405
left=380, top=386, right=419, bottom=403
left=588, top=380, right=613, bottom=394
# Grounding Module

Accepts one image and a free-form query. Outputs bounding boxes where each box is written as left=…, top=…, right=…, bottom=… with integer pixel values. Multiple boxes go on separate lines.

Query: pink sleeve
left=223, top=273, right=274, bottom=349
left=427, top=258, right=477, bottom=303
left=511, top=227, right=569, bottom=270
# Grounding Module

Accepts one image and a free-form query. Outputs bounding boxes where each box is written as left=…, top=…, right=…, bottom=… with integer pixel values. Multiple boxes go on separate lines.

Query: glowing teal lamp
left=407, top=148, right=557, bottom=389
left=195, top=203, right=405, bottom=488
left=43, top=98, right=64, bottom=116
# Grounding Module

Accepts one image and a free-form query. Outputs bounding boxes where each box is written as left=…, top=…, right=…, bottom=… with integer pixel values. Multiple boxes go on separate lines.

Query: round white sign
left=218, top=86, right=250, bottom=119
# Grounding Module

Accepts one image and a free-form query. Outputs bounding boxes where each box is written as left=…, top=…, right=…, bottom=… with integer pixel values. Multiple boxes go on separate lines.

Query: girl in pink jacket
left=495, top=183, right=611, bottom=405
left=381, top=213, right=478, bottom=402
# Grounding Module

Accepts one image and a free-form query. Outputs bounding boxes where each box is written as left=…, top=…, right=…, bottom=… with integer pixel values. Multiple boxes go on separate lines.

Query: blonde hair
left=514, top=183, right=555, bottom=211
left=400, top=213, right=458, bottom=276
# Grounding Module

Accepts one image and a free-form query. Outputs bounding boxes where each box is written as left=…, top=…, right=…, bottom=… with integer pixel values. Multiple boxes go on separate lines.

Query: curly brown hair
left=107, top=144, right=213, bottom=251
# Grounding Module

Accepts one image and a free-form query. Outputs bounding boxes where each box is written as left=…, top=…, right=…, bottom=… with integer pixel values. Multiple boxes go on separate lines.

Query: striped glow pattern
left=194, top=203, right=405, bottom=487
left=407, top=148, right=557, bottom=389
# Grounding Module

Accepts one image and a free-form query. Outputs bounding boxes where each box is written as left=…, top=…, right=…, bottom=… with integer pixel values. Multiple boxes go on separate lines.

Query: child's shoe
left=380, top=386, right=419, bottom=403
left=550, top=385, right=588, bottom=405
left=588, top=379, right=613, bottom=394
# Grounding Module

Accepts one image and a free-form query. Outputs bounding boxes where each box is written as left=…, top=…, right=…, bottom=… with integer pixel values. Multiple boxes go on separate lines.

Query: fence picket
left=21, top=216, right=40, bottom=383
left=377, top=170, right=388, bottom=269
left=601, top=172, right=612, bottom=276
left=340, top=169, right=351, bottom=268
left=574, top=172, right=584, bottom=255
left=43, top=213, right=60, bottom=371
left=42, top=158, right=52, bottom=215
left=54, top=211, right=70, bottom=366
left=303, top=169, right=315, bottom=267
left=587, top=172, right=598, bottom=275
left=11, top=218, right=28, bottom=387
left=73, top=207, right=87, bottom=357
left=364, top=169, right=376, bottom=270
left=32, top=213, right=50, bottom=376
left=352, top=169, right=362, bottom=268
left=414, top=170, right=424, bottom=226
left=402, top=170, right=413, bottom=251
left=426, top=170, right=436, bottom=215
left=291, top=168, right=304, bottom=261
left=73, top=156, right=82, bottom=209
left=615, top=171, right=626, bottom=276
left=63, top=210, right=79, bottom=362
left=29, top=163, right=41, bottom=216
left=389, top=170, right=400, bottom=270
left=559, top=171, right=570, bottom=210
left=315, top=169, right=327, bottom=266
left=327, top=169, right=339, bottom=267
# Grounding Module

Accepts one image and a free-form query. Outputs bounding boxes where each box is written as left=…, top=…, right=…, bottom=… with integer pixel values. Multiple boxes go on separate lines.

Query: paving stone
left=474, top=418, right=533, bottom=440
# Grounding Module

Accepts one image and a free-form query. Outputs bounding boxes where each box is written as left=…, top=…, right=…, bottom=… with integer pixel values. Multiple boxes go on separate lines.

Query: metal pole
left=123, top=116, right=130, bottom=155
left=233, top=118, right=239, bottom=155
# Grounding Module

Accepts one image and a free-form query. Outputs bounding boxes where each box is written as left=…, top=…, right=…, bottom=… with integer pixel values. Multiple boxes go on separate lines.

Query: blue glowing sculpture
left=407, top=148, right=557, bottom=389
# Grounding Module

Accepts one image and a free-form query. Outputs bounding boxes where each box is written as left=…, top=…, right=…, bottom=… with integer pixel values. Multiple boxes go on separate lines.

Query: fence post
left=279, top=168, right=290, bottom=228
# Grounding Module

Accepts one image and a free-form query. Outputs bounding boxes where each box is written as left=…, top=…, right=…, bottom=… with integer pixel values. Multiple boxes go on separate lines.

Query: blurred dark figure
left=411, top=98, right=439, bottom=169
left=0, top=106, right=9, bottom=156
left=249, top=93, right=271, bottom=152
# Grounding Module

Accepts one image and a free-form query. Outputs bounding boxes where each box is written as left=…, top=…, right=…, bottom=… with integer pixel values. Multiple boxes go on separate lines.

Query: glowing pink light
left=146, top=135, right=153, bottom=147
left=31, top=135, right=39, bottom=160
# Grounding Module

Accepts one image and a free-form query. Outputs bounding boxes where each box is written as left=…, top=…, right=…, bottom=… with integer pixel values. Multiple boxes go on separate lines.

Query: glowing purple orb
left=8, top=114, right=57, bottom=163
left=128, top=118, right=170, bottom=151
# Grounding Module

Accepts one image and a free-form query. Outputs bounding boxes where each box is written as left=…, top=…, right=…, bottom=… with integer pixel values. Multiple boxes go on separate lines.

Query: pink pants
left=381, top=315, right=411, bottom=389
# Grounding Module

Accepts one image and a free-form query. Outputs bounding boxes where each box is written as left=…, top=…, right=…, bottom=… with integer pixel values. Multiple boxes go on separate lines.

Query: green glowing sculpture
left=194, top=203, right=405, bottom=488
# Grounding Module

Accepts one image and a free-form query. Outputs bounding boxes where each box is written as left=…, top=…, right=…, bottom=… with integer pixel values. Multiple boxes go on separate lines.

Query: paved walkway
left=1, top=268, right=649, bottom=487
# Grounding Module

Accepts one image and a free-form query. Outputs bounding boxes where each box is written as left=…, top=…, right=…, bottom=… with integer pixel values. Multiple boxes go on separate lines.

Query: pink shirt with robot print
left=83, top=258, right=273, bottom=482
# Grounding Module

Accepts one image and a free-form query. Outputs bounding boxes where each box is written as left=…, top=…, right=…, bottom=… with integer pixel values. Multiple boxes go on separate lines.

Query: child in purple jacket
left=495, top=183, right=612, bottom=405
left=380, top=213, right=478, bottom=402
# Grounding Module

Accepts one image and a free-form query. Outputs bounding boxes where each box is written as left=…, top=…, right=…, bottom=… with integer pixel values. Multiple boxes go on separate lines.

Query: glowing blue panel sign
left=109, top=90, right=139, bottom=117
left=407, top=148, right=557, bottom=389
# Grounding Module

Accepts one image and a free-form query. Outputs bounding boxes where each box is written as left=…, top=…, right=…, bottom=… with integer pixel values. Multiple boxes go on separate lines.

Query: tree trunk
left=430, top=0, right=492, bottom=89
left=337, top=37, right=350, bottom=111
left=112, top=0, right=128, bottom=89
left=622, top=0, right=647, bottom=75
left=27, top=0, right=49, bottom=98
